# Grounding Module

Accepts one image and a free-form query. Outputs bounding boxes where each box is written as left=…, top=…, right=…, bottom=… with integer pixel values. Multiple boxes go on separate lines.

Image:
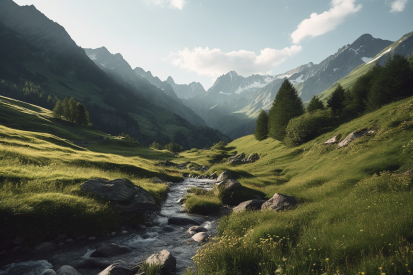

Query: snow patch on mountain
left=220, top=91, right=232, bottom=95
left=361, top=57, right=372, bottom=63
left=367, top=48, right=392, bottom=64
left=87, top=53, right=97, bottom=60
left=333, top=68, right=340, bottom=72
left=234, top=76, right=274, bottom=94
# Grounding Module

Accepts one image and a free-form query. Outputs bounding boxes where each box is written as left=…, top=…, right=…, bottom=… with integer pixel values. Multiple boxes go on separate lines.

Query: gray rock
left=56, top=265, right=81, bottom=275
left=177, top=198, right=186, bottom=204
left=75, top=258, right=113, bottom=269
left=233, top=200, right=266, bottom=213
left=210, top=172, right=217, bottom=179
left=41, top=269, right=56, bottom=275
left=35, top=242, right=56, bottom=252
left=192, top=232, right=209, bottom=242
left=217, top=171, right=232, bottom=181
left=188, top=226, right=208, bottom=235
left=162, top=226, right=175, bottom=232
left=216, top=179, right=242, bottom=192
left=90, top=243, right=132, bottom=257
left=80, top=178, right=157, bottom=214
left=338, top=129, right=371, bottom=148
left=242, top=153, right=259, bottom=163
left=228, top=153, right=245, bottom=165
left=98, top=261, right=134, bottom=275
left=261, top=193, right=297, bottom=212
left=145, top=249, right=176, bottom=274
left=168, top=217, right=200, bottom=226
left=323, top=134, right=341, bottom=145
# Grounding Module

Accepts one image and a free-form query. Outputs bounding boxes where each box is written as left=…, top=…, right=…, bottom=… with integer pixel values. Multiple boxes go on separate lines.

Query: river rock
left=145, top=249, right=176, bottom=274
left=217, top=171, right=232, bottom=181
left=56, top=265, right=81, bottom=275
left=75, top=258, right=113, bottom=269
left=216, top=179, right=242, bottom=191
left=98, top=261, right=134, bottom=275
left=261, top=193, right=297, bottom=212
left=35, top=242, right=56, bottom=252
left=41, top=270, right=56, bottom=275
left=228, top=153, right=245, bottom=165
left=233, top=199, right=266, bottom=213
left=80, top=178, right=157, bottom=214
left=192, top=232, right=209, bottom=242
left=168, top=217, right=200, bottom=226
left=90, top=243, right=132, bottom=257
left=188, top=226, right=208, bottom=235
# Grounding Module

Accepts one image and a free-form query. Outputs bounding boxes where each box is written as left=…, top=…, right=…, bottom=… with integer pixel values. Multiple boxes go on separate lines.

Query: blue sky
left=13, top=0, right=413, bottom=89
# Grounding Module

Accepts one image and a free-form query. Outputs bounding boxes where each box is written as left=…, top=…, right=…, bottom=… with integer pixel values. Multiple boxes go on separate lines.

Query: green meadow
left=180, top=97, right=413, bottom=274
left=0, top=95, right=182, bottom=244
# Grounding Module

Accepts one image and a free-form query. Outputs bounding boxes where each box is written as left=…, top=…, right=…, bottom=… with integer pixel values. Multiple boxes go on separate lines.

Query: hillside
left=179, top=96, right=413, bottom=274
left=0, top=0, right=230, bottom=149
left=0, top=95, right=185, bottom=246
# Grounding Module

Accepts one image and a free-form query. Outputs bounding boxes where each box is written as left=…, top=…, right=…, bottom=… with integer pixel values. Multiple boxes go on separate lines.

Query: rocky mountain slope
left=84, top=47, right=207, bottom=127
left=134, top=67, right=206, bottom=99
left=0, top=0, right=230, bottom=148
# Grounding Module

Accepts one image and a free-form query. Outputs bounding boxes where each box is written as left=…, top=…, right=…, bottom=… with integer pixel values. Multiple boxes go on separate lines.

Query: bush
left=284, top=109, right=333, bottom=147
left=211, top=141, right=226, bottom=150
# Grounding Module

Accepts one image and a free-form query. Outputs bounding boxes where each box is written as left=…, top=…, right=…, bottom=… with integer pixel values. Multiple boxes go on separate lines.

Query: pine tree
left=254, top=110, right=268, bottom=141
left=268, top=79, right=304, bottom=141
left=327, top=84, right=345, bottom=115
left=52, top=99, right=63, bottom=119
left=62, top=97, right=70, bottom=120
left=68, top=97, right=77, bottom=122
left=306, top=96, right=324, bottom=113
left=75, top=102, right=89, bottom=126
left=367, top=54, right=413, bottom=111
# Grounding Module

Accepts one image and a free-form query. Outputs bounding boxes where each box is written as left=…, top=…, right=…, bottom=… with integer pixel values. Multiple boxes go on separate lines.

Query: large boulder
left=216, top=179, right=242, bottom=192
left=233, top=200, right=266, bottom=213
left=261, top=193, right=297, bottom=212
left=90, top=243, right=132, bottom=258
left=145, top=249, right=176, bottom=274
left=168, top=217, right=200, bottom=226
left=56, top=265, right=82, bottom=275
left=98, top=261, right=134, bottom=275
left=242, top=153, right=259, bottom=163
left=228, top=153, right=245, bottom=165
left=217, top=171, right=232, bottom=181
left=323, top=134, right=342, bottom=145
left=80, top=178, right=156, bottom=214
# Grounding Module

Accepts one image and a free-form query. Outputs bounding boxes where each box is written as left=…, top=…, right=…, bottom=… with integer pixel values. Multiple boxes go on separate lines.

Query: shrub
left=284, top=109, right=333, bottom=147
left=211, top=141, right=226, bottom=150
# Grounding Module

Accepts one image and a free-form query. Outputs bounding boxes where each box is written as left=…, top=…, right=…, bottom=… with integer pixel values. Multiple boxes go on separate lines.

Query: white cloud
left=390, top=0, right=408, bottom=12
left=165, top=46, right=302, bottom=78
left=145, top=0, right=186, bottom=10
left=291, top=0, right=362, bottom=44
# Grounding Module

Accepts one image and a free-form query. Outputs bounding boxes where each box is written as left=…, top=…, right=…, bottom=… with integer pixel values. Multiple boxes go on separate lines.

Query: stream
left=0, top=178, right=219, bottom=275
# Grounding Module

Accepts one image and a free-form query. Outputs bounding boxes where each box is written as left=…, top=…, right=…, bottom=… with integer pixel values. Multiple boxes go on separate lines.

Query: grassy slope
left=0, top=95, right=183, bottom=244
left=181, top=97, right=413, bottom=274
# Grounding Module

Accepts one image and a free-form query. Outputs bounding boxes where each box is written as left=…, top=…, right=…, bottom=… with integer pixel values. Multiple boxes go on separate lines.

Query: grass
left=0, top=96, right=183, bottom=244
left=182, top=96, right=413, bottom=274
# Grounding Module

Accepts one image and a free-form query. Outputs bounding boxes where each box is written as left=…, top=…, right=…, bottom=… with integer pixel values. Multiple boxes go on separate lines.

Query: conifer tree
left=268, top=79, right=304, bottom=141
left=68, top=97, right=77, bottom=122
left=367, top=54, right=413, bottom=111
left=62, top=97, right=70, bottom=120
left=327, top=84, right=345, bottom=115
left=254, top=110, right=268, bottom=141
left=52, top=99, right=63, bottom=119
left=306, top=96, right=324, bottom=113
left=75, top=102, right=89, bottom=126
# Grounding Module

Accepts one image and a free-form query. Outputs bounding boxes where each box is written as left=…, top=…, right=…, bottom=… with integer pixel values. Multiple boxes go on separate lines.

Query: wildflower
left=326, top=258, right=329, bottom=261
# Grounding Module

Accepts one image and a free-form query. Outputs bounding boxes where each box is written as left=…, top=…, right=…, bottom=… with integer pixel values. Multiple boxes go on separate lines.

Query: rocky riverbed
left=0, top=178, right=219, bottom=275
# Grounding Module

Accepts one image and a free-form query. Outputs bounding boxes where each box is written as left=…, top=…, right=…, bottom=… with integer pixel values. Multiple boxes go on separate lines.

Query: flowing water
left=0, top=178, right=219, bottom=275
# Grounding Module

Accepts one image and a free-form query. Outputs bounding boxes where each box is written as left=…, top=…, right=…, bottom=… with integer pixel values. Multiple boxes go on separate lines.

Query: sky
left=13, top=0, right=413, bottom=90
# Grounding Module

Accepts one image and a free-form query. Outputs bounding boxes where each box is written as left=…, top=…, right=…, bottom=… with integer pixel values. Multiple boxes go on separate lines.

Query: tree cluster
left=150, top=141, right=183, bottom=153
left=52, top=97, right=90, bottom=126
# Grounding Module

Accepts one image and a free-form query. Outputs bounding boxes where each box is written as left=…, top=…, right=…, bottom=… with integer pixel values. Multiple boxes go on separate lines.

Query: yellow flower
left=379, top=267, right=383, bottom=270
left=326, top=258, right=329, bottom=261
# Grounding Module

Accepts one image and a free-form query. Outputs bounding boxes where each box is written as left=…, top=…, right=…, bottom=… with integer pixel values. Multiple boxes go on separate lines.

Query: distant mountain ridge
left=84, top=47, right=207, bottom=127
left=134, top=67, right=206, bottom=99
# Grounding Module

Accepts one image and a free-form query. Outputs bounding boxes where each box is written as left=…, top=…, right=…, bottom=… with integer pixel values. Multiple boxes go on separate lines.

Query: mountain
left=0, top=0, right=230, bottom=148
left=134, top=67, right=206, bottom=99
left=84, top=47, right=207, bottom=127
left=182, top=33, right=395, bottom=139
